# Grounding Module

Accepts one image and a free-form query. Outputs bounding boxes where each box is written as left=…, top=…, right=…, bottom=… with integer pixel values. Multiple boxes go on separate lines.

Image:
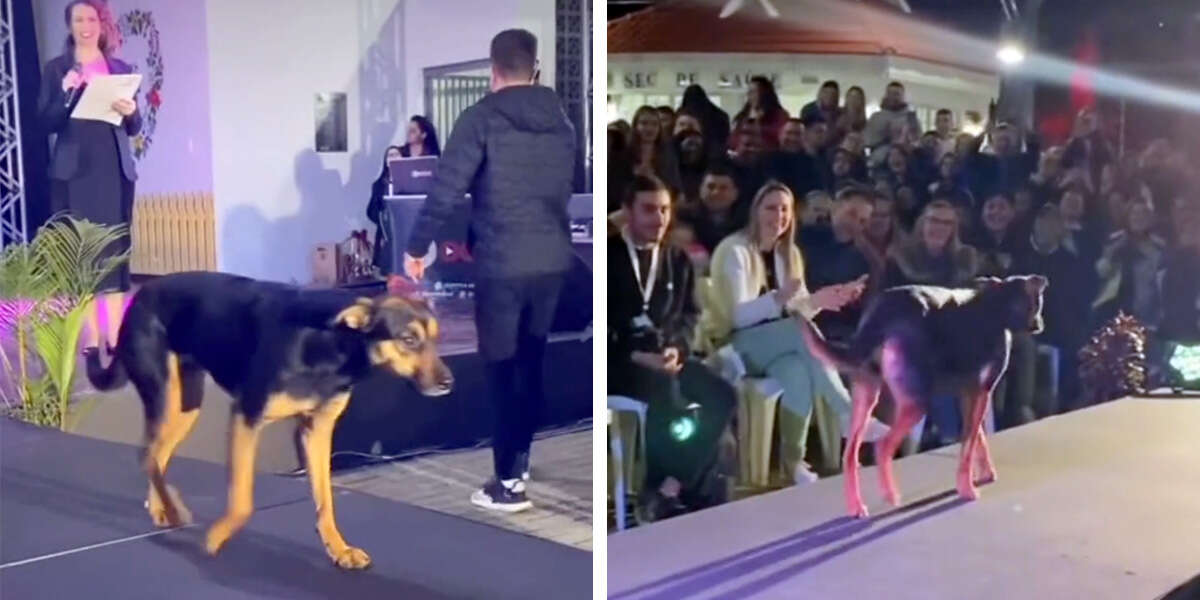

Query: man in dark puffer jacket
left=405, top=29, right=575, bottom=513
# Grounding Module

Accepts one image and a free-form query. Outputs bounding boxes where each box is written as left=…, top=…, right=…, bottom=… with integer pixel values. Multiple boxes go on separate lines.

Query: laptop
left=388, top=155, right=439, bottom=195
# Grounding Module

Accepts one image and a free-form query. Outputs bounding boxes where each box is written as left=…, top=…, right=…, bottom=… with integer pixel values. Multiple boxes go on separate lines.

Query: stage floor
left=335, top=429, right=593, bottom=550
left=0, top=418, right=590, bottom=599
left=608, top=397, right=1200, bottom=600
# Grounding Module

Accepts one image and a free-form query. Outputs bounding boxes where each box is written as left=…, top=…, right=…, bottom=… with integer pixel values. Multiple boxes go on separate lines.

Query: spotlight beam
left=999, top=0, right=1013, bottom=21
left=712, top=0, right=1200, bottom=115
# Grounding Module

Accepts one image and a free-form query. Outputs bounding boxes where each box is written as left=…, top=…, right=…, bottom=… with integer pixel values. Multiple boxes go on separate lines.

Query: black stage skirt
left=49, top=120, right=133, bottom=293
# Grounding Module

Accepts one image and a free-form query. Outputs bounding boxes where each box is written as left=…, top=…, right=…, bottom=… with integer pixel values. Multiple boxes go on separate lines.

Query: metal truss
left=0, top=0, right=26, bottom=248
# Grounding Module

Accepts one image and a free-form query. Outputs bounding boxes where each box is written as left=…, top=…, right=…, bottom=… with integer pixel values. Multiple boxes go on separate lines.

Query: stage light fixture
left=1168, top=344, right=1200, bottom=387
left=997, top=43, right=1025, bottom=66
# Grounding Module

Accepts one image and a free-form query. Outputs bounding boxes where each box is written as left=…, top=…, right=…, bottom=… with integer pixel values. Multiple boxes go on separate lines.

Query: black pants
left=620, top=360, right=737, bottom=496
left=475, top=273, right=565, bottom=481
left=994, top=332, right=1038, bottom=429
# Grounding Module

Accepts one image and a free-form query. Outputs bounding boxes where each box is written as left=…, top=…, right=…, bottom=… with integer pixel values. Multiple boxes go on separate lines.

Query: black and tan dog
left=85, top=271, right=453, bottom=569
left=799, top=275, right=1047, bottom=518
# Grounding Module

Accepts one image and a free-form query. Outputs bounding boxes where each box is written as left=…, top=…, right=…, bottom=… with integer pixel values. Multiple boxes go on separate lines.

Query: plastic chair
left=1036, top=344, right=1061, bottom=408
left=709, top=346, right=784, bottom=487
left=607, top=396, right=647, bottom=531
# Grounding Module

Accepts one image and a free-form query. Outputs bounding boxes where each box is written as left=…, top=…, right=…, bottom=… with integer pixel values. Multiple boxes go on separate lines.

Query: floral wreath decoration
left=114, top=10, right=163, bottom=160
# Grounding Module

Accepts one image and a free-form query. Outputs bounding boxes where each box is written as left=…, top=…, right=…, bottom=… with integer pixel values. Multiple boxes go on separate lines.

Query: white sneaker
left=793, top=463, right=820, bottom=485
left=840, top=415, right=891, bottom=443
left=470, top=478, right=533, bottom=513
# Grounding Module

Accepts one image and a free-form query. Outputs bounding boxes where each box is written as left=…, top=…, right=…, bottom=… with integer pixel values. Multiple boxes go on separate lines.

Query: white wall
left=206, top=0, right=406, bottom=281
left=35, top=0, right=215, bottom=195
left=39, top=0, right=560, bottom=283
left=401, top=0, right=556, bottom=122
left=208, top=0, right=557, bottom=282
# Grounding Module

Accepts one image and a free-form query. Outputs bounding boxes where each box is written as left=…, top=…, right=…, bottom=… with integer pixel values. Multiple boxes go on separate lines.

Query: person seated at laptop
left=400, top=115, right=441, bottom=158
left=367, top=144, right=405, bottom=274
left=366, top=117, right=442, bottom=274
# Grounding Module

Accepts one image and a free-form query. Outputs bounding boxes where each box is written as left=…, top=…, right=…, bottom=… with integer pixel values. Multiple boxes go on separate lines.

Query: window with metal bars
left=424, top=61, right=491, bottom=143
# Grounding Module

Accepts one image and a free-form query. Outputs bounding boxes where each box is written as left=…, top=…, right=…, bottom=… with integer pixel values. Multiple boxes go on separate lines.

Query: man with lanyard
left=609, top=174, right=737, bottom=521
left=404, top=29, right=574, bottom=512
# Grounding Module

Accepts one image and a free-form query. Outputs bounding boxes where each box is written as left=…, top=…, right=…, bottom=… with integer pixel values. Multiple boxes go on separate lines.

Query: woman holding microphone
left=37, top=0, right=141, bottom=353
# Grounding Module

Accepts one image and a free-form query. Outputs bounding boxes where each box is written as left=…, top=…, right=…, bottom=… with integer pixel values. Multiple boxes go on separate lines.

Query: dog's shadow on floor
left=612, top=490, right=965, bottom=600
left=148, top=526, right=456, bottom=600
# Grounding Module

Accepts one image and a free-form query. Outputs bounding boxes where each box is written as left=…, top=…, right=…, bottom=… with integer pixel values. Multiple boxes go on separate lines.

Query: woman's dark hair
left=886, top=145, right=910, bottom=171
left=735, top=76, right=783, bottom=124
left=376, top=145, right=405, bottom=183
left=406, top=116, right=441, bottom=157
left=608, top=127, right=629, bottom=157
left=63, top=0, right=114, bottom=56
left=631, top=105, right=665, bottom=145
left=622, top=173, right=672, bottom=208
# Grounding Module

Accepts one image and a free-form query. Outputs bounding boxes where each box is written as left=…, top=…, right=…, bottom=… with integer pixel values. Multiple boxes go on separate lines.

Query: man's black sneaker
left=635, top=489, right=686, bottom=524
left=470, top=478, right=533, bottom=513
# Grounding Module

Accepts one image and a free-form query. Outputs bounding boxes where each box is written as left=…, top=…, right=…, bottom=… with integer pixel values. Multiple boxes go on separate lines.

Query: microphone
left=64, top=62, right=83, bottom=107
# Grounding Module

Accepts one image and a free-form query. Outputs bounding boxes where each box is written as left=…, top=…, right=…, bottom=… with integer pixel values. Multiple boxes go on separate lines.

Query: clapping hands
left=811, top=275, right=868, bottom=312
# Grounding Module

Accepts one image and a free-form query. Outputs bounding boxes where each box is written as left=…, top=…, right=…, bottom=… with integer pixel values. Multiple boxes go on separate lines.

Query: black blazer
left=37, top=53, right=142, bottom=182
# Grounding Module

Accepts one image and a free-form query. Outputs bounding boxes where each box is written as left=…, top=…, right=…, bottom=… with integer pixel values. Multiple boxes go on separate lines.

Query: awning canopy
left=608, top=0, right=997, bottom=75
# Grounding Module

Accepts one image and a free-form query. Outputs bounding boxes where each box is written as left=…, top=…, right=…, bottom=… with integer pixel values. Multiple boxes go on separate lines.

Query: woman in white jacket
left=702, top=181, right=888, bottom=484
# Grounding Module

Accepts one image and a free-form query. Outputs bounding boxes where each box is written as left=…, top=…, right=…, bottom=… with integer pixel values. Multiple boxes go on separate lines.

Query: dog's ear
left=972, top=276, right=1003, bottom=290
left=1023, top=274, right=1049, bottom=294
left=333, top=297, right=376, bottom=330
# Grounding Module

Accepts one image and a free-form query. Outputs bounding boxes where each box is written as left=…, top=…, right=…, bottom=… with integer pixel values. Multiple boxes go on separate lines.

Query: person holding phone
left=37, top=0, right=141, bottom=353
left=700, top=181, right=889, bottom=485
left=609, top=174, right=737, bottom=522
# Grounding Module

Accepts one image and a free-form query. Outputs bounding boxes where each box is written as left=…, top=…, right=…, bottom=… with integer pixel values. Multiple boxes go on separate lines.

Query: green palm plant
left=0, top=215, right=129, bottom=429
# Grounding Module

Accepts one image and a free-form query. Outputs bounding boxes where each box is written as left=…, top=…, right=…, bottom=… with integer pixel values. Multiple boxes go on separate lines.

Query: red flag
left=1069, top=29, right=1100, bottom=117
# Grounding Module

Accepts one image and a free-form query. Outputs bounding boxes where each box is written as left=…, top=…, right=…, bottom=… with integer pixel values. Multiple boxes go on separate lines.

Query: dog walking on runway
left=799, top=275, right=1047, bottom=518
left=84, top=271, right=454, bottom=569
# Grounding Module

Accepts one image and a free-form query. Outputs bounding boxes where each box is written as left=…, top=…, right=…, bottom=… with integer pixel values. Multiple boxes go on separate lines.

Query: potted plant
left=0, top=215, right=129, bottom=430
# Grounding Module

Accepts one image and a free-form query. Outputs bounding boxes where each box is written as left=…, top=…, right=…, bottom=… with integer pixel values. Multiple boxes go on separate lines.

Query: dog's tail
left=797, top=317, right=874, bottom=375
left=84, top=345, right=128, bottom=391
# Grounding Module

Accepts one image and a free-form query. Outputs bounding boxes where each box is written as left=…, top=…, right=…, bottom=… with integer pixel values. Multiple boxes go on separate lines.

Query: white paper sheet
left=69, top=74, right=143, bottom=126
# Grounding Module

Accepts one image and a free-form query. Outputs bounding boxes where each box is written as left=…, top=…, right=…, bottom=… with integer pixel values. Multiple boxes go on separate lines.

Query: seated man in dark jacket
left=609, top=174, right=736, bottom=522
left=1160, top=201, right=1200, bottom=342
left=1158, top=201, right=1200, bottom=387
left=405, top=30, right=575, bottom=512
left=765, top=116, right=831, bottom=199
left=1015, top=203, right=1094, bottom=413
left=798, top=186, right=874, bottom=343
left=676, top=161, right=744, bottom=255
left=966, top=121, right=1040, bottom=201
